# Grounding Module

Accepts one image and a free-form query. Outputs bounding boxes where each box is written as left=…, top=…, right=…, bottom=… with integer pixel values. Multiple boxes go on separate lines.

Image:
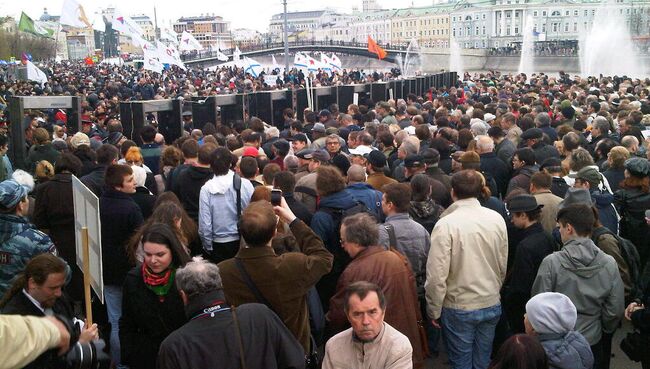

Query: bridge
left=180, top=40, right=410, bottom=66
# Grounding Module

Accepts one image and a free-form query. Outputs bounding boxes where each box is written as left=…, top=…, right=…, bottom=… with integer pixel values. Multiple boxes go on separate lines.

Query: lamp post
left=283, top=0, right=290, bottom=72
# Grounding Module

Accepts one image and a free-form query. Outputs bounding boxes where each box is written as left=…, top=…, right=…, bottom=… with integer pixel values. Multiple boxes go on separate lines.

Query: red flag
left=84, top=56, right=94, bottom=65
left=367, top=36, right=387, bottom=60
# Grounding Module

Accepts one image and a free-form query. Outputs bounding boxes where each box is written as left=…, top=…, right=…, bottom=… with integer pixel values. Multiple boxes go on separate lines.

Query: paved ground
left=425, top=320, right=641, bottom=368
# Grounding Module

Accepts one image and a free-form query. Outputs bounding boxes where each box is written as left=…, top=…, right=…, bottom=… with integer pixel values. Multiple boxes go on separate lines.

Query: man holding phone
left=217, top=198, right=333, bottom=354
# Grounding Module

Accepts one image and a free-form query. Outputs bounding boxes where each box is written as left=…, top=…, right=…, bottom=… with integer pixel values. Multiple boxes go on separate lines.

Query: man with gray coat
left=532, top=203, right=624, bottom=369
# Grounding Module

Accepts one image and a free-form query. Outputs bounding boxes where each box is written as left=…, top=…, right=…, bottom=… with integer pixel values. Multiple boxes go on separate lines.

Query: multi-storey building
left=391, top=5, right=453, bottom=48
left=173, top=14, right=232, bottom=49
left=131, top=15, right=156, bottom=42
left=269, top=10, right=339, bottom=42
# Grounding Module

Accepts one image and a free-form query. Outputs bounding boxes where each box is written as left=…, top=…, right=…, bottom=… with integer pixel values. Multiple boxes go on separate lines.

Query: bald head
left=347, top=164, right=367, bottom=183
left=476, top=135, right=494, bottom=154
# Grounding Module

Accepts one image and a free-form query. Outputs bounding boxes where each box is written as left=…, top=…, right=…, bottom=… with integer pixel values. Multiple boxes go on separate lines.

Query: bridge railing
left=180, top=40, right=407, bottom=62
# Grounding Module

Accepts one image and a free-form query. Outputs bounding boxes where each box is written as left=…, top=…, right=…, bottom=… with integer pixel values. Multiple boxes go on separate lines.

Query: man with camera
left=0, top=253, right=99, bottom=369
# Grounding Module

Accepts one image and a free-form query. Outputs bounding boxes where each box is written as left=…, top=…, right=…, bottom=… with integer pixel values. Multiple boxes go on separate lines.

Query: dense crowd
left=0, top=68, right=650, bottom=369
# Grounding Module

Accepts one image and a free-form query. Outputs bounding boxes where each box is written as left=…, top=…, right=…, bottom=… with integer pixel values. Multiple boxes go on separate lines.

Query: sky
left=0, top=0, right=436, bottom=33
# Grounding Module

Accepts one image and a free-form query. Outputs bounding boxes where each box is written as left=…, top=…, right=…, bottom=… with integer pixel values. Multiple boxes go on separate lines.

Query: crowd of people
left=0, top=67, right=649, bottom=369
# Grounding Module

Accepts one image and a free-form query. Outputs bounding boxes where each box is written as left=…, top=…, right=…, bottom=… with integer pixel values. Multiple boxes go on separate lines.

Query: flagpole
left=282, top=0, right=289, bottom=74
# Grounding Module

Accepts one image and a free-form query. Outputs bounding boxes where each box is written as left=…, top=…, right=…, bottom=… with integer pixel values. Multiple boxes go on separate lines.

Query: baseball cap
left=242, top=147, right=259, bottom=157
left=404, top=154, right=424, bottom=168
left=305, top=149, right=330, bottom=162
left=295, top=148, right=314, bottom=159
left=0, top=179, right=29, bottom=208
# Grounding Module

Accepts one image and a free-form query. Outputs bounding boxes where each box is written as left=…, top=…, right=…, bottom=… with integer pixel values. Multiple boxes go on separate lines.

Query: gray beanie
left=526, top=292, right=577, bottom=334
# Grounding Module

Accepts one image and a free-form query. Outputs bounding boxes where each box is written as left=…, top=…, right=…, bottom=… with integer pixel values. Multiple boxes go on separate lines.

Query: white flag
left=179, top=31, right=203, bottom=51
left=233, top=46, right=241, bottom=61
left=243, top=57, right=263, bottom=78
left=294, top=52, right=308, bottom=72
left=112, top=9, right=143, bottom=36
left=216, top=49, right=228, bottom=62
left=143, top=50, right=164, bottom=74
left=330, top=53, right=342, bottom=72
left=26, top=61, right=48, bottom=85
left=320, top=54, right=332, bottom=73
left=60, top=0, right=92, bottom=29
left=271, top=55, right=280, bottom=69
left=305, top=55, right=320, bottom=72
left=131, top=34, right=155, bottom=52
left=160, top=28, right=178, bottom=44
left=91, top=12, right=105, bottom=33
left=156, top=41, right=186, bottom=69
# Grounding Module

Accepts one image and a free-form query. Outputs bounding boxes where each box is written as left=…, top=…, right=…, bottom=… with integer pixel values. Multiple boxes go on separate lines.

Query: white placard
left=389, top=89, right=394, bottom=101
left=72, top=176, right=104, bottom=303
left=353, top=93, right=359, bottom=106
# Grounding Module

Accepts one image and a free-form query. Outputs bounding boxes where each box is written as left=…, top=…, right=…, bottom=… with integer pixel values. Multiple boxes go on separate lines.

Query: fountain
left=518, top=15, right=535, bottom=78
left=449, top=36, right=464, bottom=78
left=580, top=0, right=645, bottom=77
left=396, top=38, right=422, bottom=77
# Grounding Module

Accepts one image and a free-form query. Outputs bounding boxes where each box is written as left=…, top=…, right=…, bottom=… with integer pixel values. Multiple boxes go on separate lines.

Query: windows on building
left=534, top=11, right=538, bottom=17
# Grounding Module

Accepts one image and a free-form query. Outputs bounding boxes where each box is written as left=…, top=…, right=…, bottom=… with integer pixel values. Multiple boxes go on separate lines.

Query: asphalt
left=425, top=320, right=641, bottom=368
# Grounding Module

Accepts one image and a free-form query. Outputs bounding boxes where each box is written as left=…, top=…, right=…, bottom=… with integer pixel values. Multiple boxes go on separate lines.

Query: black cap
left=272, top=139, right=290, bottom=153
left=319, top=109, right=331, bottom=117
left=421, top=148, right=440, bottom=165
left=625, top=157, right=650, bottom=177
left=288, top=133, right=308, bottom=143
left=365, top=150, right=387, bottom=168
left=404, top=154, right=425, bottom=168
left=521, top=128, right=543, bottom=140
left=540, top=157, right=562, bottom=171
left=507, top=194, right=544, bottom=213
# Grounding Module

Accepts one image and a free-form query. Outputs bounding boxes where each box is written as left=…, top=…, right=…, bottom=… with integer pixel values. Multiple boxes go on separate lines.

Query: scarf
left=142, top=263, right=175, bottom=302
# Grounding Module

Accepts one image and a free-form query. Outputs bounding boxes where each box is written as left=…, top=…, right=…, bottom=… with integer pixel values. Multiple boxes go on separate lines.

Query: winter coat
left=590, top=189, right=618, bottom=235
left=532, top=237, right=624, bottom=345
left=408, top=199, right=444, bottom=234
left=218, top=220, right=333, bottom=354
left=33, top=173, right=75, bottom=264
left=284, top=193, right=312, bottom=226
left=119, top=266, right=186, bottom=369
left=480, top=152, right=510, bottom=197
left=366, top=172, right=397, bottom=191
left=602, top=168, right=625, bottom=193
left=171, top=165, right=212, bottom=222
left=100, top=189, right=144, bottom=286
left=538, top=331, right=594, bottom=369
left=80, top=165, right=107, bottom=198
left=507, top=165, right=538, bottom=195
left=614, top=188, right=650, bottom=264
left=130, top=186, right=156, bottom=220
left=0, top=214, right=56, bottom=297
left=26, top=144, right=60, bottom=173
left=495, top=138, right=516, bottom=165
left=346, top=183, right=383, bottom=220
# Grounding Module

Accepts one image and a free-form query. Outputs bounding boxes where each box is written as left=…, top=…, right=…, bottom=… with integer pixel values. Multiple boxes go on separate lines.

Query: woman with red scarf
left=119, top=223, right=191, bottom=369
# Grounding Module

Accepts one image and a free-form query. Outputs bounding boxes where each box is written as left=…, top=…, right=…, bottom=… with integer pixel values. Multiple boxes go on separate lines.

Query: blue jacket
left=311, top=189, right=356, bottom=252
left=591, top=190, right=618, bottom=235
left=538, top=331, right=594, bottom=369
left=345, top=183, right=383, bottom=220
left=0, top=214, right=57, bottom=296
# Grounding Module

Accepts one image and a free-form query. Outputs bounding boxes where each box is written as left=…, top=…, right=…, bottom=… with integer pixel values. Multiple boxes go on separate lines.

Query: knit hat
left=0, top=179, right=29, bottom=208
left=526, top=292, right=577, bottom=334
left=131, top=165, right=147, bottom=187
left=70, top=132, right=91, bottom=149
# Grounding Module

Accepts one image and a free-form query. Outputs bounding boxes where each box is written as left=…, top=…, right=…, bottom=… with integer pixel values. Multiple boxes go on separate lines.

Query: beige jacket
left=0, top=315, right=61, bottom=369
left=425, top=198, right=508, bottom=319
left=534, top=190, right=563, bottom=234
left=322, top=322, right=413, bottom=369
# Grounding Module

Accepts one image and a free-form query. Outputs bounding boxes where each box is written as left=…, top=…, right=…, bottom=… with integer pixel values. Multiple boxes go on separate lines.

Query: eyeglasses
left=327, top=142, right=340, bottom=145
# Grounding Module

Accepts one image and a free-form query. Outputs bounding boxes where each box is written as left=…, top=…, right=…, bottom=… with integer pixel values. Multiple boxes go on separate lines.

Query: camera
left=271, top=189, right=283, bottom=206
left=48, top=315, right=111, bottom=369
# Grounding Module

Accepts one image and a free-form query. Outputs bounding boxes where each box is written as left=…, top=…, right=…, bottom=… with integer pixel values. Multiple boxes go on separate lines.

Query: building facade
left=173, top=15, right=232, bottom=49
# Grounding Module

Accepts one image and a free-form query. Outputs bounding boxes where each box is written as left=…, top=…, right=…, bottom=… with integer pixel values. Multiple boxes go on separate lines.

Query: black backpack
left=592, top=226, right=643, bottom=300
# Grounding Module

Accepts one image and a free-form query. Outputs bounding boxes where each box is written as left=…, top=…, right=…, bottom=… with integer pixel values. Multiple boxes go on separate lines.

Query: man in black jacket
left=100, top=164, right=143, bottom=369
left=158, top=258, right=305, bottom=369
left=476, top=135, right=510, bottom=198
left=502, top=194, right=556, bottom=334
left=273, top=170, right=312, bottom=225
left=172, top=143, right=215, bottom=222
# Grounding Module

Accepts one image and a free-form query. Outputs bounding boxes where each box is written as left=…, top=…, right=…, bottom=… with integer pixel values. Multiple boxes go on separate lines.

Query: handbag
left=235, top=258, right=320, bottom=368
left=620, top=330, right=649, bottom=362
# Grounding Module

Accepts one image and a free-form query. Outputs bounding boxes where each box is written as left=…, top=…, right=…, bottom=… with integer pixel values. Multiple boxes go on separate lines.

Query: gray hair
left=592, top=116, right=610, bottom=134
left=569, top=147, right=595, bottom=172
left=176, top=257, right=223, bottom=297
left=621, top=135, right=639, bottom=149
left=399, top=136, right=420, bottom=156
left=341, top=213, right=378, bottom=247
left=476, top=135, right=494, bottom=153
left=347, top=164, right=366, bottom=183
left=534, top=112, right=551, bottom=127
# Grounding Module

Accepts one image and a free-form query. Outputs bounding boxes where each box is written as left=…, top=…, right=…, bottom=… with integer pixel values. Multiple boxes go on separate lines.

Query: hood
left=590, top=190, right=614, bottom=208
left=557, top=238, right=608, bottom=278
left=202, top=171, right=233, bottom=195
left=539, top=331, right=594, bottom=369
left=0, top=214, right=31, bottom=244
left=410, top=199, right=440, bottom=219
left=188, top=166, right=213, bottom=180
left=319, top=189, right=356, bottom=209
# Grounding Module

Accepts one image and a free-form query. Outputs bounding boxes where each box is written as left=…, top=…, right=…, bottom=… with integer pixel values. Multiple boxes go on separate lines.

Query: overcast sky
left=0, top=0, right=434, bottom=33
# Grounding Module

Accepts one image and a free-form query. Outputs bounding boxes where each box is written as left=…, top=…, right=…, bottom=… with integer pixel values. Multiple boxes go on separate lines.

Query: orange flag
left=367, top=36, right=387, bottom=60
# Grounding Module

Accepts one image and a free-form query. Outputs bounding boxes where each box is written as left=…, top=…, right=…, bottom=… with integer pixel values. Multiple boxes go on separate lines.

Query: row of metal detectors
left=8, top=72, right=457, bottom=170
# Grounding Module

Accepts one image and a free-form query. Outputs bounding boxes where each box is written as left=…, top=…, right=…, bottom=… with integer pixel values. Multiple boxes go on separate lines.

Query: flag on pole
left=112, top=9, right=143, bottom=36
left=131, top=33, right=155, bottom=52
left=18, top=12, right=54, bottom=38
left=91, top=12, right=106, bottom=33
left=294, top=52, right=308, bottom=72
left=160, top=29, right=178, bottom=44
left=271, top=55, right=280, bottom=70
left=243, top=57, right=263, bottom=78
left=320, top=54, right=332, bottom=73
left=60, top=0, right=92, bottom=29
left=367, top=36, right=387, bottom=60
left=329, top=53, right=342, bottom=72
left=305, top=55, right=320, bottom=72
left=26, top=61, right=48, bottom=85
left=143, top=50, right=164, bottom=74
left=156, top=41, right=186, bottom=69
left=216, top=48, right=228, bottom=62
left=233, top=46, right=241, bottom=61
left=179, top=31, right=203, bottom=51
